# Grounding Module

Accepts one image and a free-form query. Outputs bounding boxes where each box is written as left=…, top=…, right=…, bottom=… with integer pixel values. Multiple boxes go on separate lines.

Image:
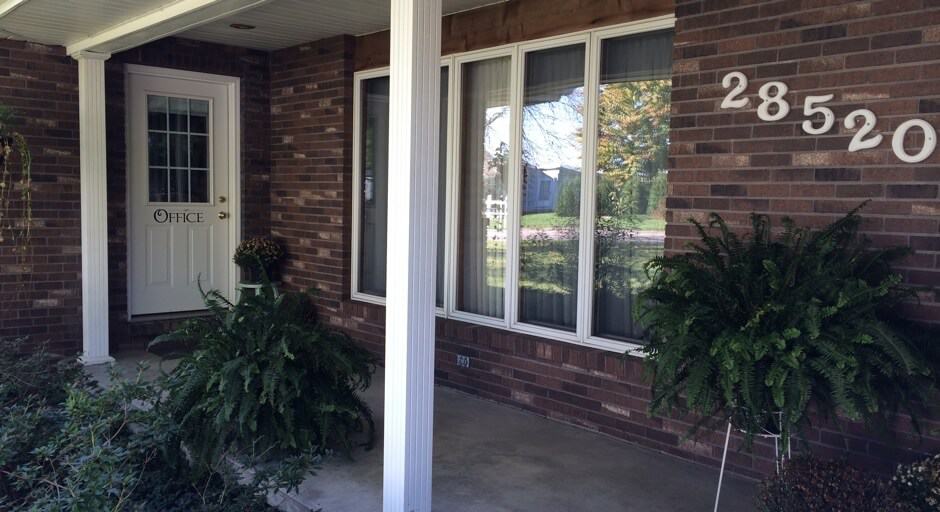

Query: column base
left=79, top=354, right=115, bottom=366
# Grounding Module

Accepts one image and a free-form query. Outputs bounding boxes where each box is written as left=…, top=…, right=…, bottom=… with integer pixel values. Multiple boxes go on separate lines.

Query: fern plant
left=637, top=205, right=937, bottom=448
left=151, top=285, right=376, bottom=470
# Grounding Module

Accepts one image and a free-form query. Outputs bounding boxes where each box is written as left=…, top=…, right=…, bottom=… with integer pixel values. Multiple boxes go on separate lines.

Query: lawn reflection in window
left=592, top=30, right=672, bottom=341
left=518, top=43, right=585, bottom=332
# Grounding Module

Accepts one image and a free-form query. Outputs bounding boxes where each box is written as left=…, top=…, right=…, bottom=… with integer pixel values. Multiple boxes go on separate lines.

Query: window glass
left=518, top=44, right=585, bottom=332
left=147, top=95, right=211, bottom=203
left=456, top=57, right=511, bottom=319
left=592, top=30, right=672, bottom=341
left=436, top=68, right=449, bottom=307
left=358, top=77, right=390, bottom=297
left=357, top=70, right=449, bottom=303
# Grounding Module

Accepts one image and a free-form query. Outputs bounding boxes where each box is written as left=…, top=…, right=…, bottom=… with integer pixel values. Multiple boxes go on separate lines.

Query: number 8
left=757, top=81, right=790, bottom=122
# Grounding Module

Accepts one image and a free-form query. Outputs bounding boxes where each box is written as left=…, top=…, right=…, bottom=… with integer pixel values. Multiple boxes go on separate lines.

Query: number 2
left=844, top=109, right=883, bottom=152
left=721, top=71, right=749, bottom=109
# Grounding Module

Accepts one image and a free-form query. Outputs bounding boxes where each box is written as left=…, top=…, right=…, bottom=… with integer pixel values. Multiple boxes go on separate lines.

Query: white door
left=127, top=66, right=238, bottom=316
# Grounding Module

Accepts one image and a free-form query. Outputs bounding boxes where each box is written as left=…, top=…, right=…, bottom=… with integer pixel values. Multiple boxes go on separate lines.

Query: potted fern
left=637, top=205, right=937, bottom=452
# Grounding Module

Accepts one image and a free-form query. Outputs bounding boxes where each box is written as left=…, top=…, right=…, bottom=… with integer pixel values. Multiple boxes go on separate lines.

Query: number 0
left=892, top=119, right=937, bottom=163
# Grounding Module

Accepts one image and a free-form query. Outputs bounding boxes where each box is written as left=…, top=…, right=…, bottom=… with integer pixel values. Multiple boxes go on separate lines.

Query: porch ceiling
left=0, top=0, right=506, bottom=52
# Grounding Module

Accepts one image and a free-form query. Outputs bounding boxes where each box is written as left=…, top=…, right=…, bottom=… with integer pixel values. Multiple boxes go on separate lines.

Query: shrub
left=638, top=206, right=936, bottom=446
left=757, top=456, right=892, bottom=512
left=152, top=286, right=376, bottom=469
left=0, top=338, right=305, bottom=511
left=892, top=453, right=940, bottom=511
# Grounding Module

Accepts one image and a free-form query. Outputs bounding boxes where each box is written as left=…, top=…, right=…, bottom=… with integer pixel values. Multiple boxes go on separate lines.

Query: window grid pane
left=146, top=94, right=210, bottom=204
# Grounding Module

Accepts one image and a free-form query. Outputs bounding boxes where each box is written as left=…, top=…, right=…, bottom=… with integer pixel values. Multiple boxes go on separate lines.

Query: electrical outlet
left=456, top=354, right=470, bottom=368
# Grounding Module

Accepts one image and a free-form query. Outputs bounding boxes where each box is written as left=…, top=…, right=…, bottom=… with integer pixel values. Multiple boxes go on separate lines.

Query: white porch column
left=382, top=0, right=441, bottom=510
left=74, top=51, right=113, bottom=365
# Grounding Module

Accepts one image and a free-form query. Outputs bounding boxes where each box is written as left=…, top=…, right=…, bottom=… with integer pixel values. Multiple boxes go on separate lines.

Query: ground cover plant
left=758, top=454, right=940, bottom=512
left=0, top=337, right=305, bottom=511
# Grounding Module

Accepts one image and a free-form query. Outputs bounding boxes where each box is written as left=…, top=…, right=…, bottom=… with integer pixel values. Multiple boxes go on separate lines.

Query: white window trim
left=351, top=14, right=676, bottom=354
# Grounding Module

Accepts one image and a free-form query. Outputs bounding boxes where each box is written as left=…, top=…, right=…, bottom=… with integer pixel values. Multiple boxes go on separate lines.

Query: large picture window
left=352, top=18, right=674, bottom=351
left=592, top=29, right=673, bottom=341
left=456, top=56, right=511, bottom=319
left=518, top=43, right=586, bottom=332
left=354, top=68, right=450, bottom=305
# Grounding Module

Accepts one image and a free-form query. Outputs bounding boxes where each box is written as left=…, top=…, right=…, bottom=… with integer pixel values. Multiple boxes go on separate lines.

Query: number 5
left=801, top=94, right=835, bottom=135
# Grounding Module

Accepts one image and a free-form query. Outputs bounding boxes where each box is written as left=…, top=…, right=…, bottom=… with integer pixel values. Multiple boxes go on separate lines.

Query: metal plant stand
left=714, top=411, right=791, bottom=512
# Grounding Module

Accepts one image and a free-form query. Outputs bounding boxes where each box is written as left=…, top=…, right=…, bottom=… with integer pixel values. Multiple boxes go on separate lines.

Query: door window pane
left=169, top=133, right=188, bottom=167
left=169, top=169, right=189, bottom=202
left=149, top=168, right=168, bottom=202
left=190, top=170, right=208, bottom=203
left=190, top=99, right=209, bottom=134
left=168, top=97, right=188, bottom=131
left=146, top=94, right=211, bottom=204
left=592, top=30, right=672, bottom=341
left=148, top=132, right=167, bottom=167
left=456, top=57, right=511, bottom=318
left=518, top=44, right=585, bottom=332
left=148, top=96, right=167, bottom=130
left=190, top=135, right=208, bottom=169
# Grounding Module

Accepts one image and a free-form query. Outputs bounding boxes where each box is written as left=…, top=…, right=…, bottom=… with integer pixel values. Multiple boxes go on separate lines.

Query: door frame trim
left=124, top=64, right=241, bottom=319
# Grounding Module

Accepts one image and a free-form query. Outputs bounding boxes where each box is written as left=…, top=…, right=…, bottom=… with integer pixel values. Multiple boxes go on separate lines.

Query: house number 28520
left=720, top=71, right=937, bottom=163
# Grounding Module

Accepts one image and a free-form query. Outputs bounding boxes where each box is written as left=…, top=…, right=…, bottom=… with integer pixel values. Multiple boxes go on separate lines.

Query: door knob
left=218, top=212, right=228, bottom=220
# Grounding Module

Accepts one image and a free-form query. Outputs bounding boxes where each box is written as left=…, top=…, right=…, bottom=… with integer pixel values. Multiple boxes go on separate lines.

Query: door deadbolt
left=219, top=196, right=227, bottom=203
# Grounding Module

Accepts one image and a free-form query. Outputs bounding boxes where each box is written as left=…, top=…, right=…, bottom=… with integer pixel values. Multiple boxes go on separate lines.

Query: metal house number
left=720, top=71, right=937, bottom=164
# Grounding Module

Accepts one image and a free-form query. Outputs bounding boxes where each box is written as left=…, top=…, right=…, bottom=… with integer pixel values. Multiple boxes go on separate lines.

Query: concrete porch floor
left=103, top=351, right=756, bottom=512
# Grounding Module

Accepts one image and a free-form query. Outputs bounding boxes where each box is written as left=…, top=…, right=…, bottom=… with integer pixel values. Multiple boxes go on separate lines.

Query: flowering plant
left=233, top=237, right=284, bottom=281
left=892, top=453, right=940, bottom=511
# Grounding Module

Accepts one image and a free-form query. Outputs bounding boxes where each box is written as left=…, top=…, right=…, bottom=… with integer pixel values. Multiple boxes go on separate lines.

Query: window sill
left=349, top=294, right=646, bottom=356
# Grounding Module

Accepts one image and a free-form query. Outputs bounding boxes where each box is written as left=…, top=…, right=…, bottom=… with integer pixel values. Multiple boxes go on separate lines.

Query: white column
left=74, top=51, right=113, bottom=366
left=382, top=0, right=441, bottom=510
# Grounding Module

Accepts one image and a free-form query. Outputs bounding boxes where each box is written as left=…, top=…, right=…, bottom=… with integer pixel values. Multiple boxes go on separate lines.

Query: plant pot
left=240, top=265, right=267, bottom=284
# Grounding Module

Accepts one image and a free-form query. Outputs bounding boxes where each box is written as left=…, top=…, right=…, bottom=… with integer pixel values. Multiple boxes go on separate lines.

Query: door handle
left=218, top=212, right=228, bottom=220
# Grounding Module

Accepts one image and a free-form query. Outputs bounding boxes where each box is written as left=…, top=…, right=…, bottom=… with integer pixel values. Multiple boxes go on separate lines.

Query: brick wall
left=665, top=0, right=940, bottom=472
left=269, top=35, right=361, bottom=338
left=105, top=38, right=271, bottom=349
left=668, top=0, right=940, bottom=323
left=0, top=40, right=81, bottom=354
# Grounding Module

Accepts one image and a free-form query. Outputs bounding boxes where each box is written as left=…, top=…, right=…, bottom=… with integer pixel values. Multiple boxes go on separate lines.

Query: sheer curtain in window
left=592, top=30, right=673, bottom=341
left=359, top=77, right=390, bottom=296
left=518, top=44, right=585, bottom=332
left=358, top=71, right=449, bottom=303
left=456, top=57, right=511, bottom=318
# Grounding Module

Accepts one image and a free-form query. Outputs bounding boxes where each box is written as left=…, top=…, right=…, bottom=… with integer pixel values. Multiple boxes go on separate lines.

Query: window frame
left=351, top=14, right=675, bottom=355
